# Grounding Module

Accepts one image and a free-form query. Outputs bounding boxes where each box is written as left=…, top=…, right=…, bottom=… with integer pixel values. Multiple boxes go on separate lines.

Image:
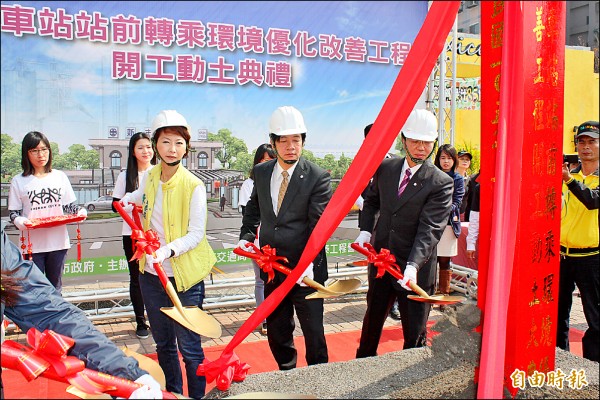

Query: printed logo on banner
left=198, top=128, right=208, bottom=140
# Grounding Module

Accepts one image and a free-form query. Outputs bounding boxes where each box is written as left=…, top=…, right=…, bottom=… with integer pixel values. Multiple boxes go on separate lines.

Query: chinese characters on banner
left=1, top=3, right=413, bottom=88
left=504, top=2, right=565, bottom=396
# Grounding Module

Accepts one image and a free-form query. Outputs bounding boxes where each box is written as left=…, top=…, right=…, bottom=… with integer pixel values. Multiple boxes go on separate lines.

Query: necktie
left=397, top=169, right=412, bottom=198
left=277, top=170, right=289, bottom=213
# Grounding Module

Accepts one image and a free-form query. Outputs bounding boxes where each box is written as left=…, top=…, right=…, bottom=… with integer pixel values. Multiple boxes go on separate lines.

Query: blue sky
left=1, top=1, right=427, bottom=156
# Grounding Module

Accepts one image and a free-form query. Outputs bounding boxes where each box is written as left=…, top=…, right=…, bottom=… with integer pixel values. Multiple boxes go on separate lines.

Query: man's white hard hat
left=151, top=110, right=190, bottom=135
left=269, top=106, right=307, bottom=136
left=401, top=109, right=438, bottom=142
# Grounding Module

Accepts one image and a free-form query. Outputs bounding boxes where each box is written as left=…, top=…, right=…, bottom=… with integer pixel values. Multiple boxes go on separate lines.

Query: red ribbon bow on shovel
left=351, top=243, right=405, bottom=280
left=233, top=243, right=289, bottom=283
left=130, top=229, right=161, bottom=262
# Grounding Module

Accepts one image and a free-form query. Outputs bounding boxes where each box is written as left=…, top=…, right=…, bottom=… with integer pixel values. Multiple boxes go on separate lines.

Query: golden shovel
left=113, top=201, right=222, bottom=338
left=350, top=243, right=464, bottom=305
left=153, top=260, right=222, bottom=338
left=233, top=245, right=362, bottom=299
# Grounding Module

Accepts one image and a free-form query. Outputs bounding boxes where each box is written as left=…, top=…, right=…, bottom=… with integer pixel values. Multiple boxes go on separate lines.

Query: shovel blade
left=305, top=278, right=362, bottom=299
left=160, top=306, right=222, bottom=338
left=407, top=294, right=465, bottom=305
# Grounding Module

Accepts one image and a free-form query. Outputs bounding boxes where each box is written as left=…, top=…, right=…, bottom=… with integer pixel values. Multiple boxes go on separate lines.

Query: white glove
left=129, top=374, right=162, bottom=399
left=147, top=246, right=171, bottom=266
left=353, top=231, right=372, bottom=247
left=399, top=263, right=418, bottom=291
left=119, top=194, right=135, bottom=212
left=355, top=195, right=364, bottom=211
left=237, top=239, right=254, bottom=252
left=77, top=208, right=88, bottom=217
left=297, top=262, right=314, bottom=286
left=14, top=216, right=31, bottom=231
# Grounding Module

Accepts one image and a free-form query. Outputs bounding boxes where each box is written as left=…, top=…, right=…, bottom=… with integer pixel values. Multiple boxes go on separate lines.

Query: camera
left=563, top=154, right=579, bottom=164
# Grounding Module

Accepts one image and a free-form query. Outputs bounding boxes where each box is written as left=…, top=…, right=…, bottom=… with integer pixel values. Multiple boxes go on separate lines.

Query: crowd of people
left=2, top=109, right=598, bottom=399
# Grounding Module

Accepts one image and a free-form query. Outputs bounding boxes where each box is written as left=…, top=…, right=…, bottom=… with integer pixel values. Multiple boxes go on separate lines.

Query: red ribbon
left=1, top=328, right=178, bottom=398
left=350, top=243, right=404, bottom=281
left=197, top=1, right=461, bottom=390
left=233, top=244, right=290, bottom=283
left=129, top=229, right=161, bottom=262
left=196, top=350, right=250, bottom=391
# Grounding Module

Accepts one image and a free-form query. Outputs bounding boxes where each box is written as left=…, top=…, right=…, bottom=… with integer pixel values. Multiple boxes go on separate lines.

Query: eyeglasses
left=28, top=148, right=50, bottom=155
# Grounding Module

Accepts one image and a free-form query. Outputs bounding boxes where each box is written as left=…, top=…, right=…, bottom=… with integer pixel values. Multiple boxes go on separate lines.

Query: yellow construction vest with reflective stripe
left=141, top=165, right=216, bottom=292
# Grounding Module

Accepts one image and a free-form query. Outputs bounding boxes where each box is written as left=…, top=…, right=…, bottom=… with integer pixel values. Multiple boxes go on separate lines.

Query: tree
left=60, top=144, right=99, bottom=170
left=229, top=151, right=253, bottom=175
left=1, top=133, right=21, bottom=181
left=208, top=129, right=248, bottom=169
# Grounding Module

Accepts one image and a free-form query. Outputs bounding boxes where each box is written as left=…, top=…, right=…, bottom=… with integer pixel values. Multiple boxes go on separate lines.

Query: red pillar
left=479, top=1, right=565, bottom=397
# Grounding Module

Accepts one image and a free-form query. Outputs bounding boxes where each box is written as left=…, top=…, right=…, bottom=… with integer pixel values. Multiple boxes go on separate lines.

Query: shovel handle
left=113, top=201, right=140, bottom=231
left=350, top=243, right=430, bottom=299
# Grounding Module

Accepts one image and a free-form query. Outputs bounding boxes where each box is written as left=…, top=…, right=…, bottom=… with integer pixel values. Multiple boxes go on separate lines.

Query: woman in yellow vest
left=120, top=110, right=216, bottom=399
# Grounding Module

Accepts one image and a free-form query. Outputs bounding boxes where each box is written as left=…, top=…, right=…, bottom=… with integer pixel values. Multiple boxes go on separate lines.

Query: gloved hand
left=237, top=239, right=254, bottom=252
left=355, top=195, right=364, bottom=211
left=353, top=231, right=372, bottom=248
left=398, top=263, right=418, bottom=291
left=119, top=194, right=135, bottom=212
left=297, top=262, right=314, bottom=286
left=129, top=374, right=162, bottom=399
left=13, top=216, right=31, bottom=231
left=146, top=246, right=171, bottom=266
left=77, top=208, right=88, bottom=218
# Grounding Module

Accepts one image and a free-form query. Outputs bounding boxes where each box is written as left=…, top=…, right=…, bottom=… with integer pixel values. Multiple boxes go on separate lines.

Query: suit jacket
left=240, top=157, right=332, bottom=284
left=360, top=157, right=453, bottom=291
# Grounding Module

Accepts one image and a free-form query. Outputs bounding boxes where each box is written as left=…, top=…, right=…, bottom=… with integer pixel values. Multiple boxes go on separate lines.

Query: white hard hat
left=151, top=110, right=190, bottom=135
left=269, top=106, right=307, bottom=136
left=401, top=109, right=438, bottom=142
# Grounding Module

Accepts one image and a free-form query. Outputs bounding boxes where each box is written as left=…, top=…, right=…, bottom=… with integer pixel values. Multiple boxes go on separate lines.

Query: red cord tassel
left=76, top=223, right=82, bottom=262
left=26, top=230, right=33, bottom=260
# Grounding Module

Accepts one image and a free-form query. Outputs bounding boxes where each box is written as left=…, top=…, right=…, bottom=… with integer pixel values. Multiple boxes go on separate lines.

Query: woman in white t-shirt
left=8, top=131, right=87, bottom=292
left=238, top=143, right=275, bottom=335
left=111, top=132, right=155, bottom=339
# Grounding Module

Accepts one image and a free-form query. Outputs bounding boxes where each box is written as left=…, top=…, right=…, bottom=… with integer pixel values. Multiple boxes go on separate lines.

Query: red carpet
left=2, top=325, right=585, bottom=399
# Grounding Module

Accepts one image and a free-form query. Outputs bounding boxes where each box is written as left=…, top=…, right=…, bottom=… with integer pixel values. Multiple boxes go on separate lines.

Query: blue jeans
left=32, top=249, right=68, bottom=292
left=139, top=272, right=206, bottom=399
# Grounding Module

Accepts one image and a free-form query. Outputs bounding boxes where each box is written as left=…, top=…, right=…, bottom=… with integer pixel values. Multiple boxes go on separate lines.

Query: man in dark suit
left=354, top=109, right=453, bottom=356
left=238, top=106, right=332, bottom=370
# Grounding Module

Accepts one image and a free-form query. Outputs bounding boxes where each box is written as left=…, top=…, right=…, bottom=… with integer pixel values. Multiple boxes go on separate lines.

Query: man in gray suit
left=354, top=109, right=453, bottom=356
left=238, top=106, right=332, bottom=370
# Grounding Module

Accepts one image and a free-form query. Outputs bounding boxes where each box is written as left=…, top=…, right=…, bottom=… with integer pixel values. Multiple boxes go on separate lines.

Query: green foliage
left=208, top=129, right=248, bottom=169
left=394, top=136, right=407, bottom=157
left=1, top=133, right=21, bottom=181
left=230, top=150, right=253, bottom=174
left=58, top=144, right=100, bottom=170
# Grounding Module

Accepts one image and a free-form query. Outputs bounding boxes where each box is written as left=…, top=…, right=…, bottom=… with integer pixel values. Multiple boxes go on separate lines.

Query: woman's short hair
left=21, top=131, right=52, bottom=176
left=152, top=126, right=191, bottom=159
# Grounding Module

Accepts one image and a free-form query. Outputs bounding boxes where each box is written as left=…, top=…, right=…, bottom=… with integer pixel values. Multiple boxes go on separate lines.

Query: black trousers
left=123, top=235, right=147, bottom=326
left=556, top=253, right=599, bottom=362
left=356, top=265, right=432, bottom=358
left=264, top=283, right=328, bottom=370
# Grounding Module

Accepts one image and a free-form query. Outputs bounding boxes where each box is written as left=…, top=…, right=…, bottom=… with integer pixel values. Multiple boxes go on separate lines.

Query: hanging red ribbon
left=1, top=328, right=179, bottom=398
left=197, top=1, right=461, bottom=391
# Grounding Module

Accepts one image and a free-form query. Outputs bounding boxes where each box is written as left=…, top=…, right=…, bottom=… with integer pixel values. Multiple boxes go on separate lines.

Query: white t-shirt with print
left=113, top=167, right=153, bottom=236
left=8, top=170, right=77, bottom=253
